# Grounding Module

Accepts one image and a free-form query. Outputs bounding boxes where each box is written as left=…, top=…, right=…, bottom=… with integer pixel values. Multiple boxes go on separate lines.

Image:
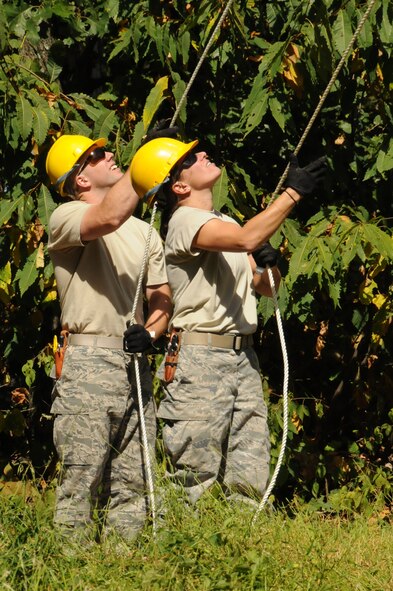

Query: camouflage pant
left=51, top=345, right=156, bottom=541
left=157, top=344, right=270, bottom=504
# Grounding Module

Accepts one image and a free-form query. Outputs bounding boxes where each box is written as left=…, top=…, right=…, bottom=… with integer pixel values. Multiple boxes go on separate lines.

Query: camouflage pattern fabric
left=51, top=345, right=156, bottom=542
left=157, top=344, right=270, bottom=504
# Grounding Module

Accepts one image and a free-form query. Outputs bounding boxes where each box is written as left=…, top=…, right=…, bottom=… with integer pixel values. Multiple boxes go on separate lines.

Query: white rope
left=252, top=0, right=379, bottom=524
left=251, top=267, right=289, bottom=524
left=128, top=201, right=158, bottom=536
left=170, top=0, right=236, bottom=128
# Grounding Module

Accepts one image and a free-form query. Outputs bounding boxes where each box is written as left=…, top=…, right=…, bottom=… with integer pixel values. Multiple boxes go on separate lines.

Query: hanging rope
left=170, top=0, right=236, bottom=127
left=251, top=0, right=378, bottom=525
left=129, top=0, right=236, bottom=537
left=128, top=201, right=159, bottom=536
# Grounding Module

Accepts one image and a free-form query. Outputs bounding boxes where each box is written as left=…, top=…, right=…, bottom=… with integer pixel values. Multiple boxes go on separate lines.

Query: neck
left=180, top=189, right=213, bottom=211
left=79, top=187, right=108, bottom=204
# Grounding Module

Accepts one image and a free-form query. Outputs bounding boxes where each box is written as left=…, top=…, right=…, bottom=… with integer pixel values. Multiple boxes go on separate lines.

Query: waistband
left=180, top=332, right=254, bottom=351
left=68, top=334, right=124, bottom=349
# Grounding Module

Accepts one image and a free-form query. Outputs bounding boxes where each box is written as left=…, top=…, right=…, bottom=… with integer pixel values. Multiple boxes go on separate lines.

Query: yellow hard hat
left=46, top=134, right=106, bottom=196
left=130, top=137, right=198, bottom=199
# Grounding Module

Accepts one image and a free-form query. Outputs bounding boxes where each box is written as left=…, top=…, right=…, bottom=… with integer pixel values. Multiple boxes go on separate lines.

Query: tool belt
left=181, top=332, right=254, bottom=351
left=163, top=331, right=254, bottom=384
left=54, top=330, right=69, bottom=379
left=67, top=334, right=124, bottom=349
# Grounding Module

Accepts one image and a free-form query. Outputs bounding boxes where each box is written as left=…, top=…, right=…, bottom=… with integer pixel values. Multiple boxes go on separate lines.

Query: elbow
left=102, top=211, right=130, bottom=233
left=239, top=237, right=269, bottom=252
left=238, top=231, right=273, bottom=252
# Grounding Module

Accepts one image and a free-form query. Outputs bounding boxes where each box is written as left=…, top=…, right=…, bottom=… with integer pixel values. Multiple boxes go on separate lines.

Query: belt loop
left=207, top=334, right=212, bottom=347
left=234, top=335, right=241, bottom=351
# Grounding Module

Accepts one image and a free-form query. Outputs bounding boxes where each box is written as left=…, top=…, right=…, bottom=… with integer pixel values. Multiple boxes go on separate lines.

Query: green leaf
left=93, top=110, right=118, bottom=142
left=105, top=0, right=119, bottom=20
left=376, top=140, right=393, bottom=174
left=172, top=75, right=187, bottom=125
left=362, top=224, right=393, bottom=261
left=326, top=279, right=341, bottom=308
left=340, top=225, right=362, bottom=269
left=32, top=107, right=49, bottom=145
left=379, top=1, right=393, bottom=51
left=16, top=95, right=33, bottom=140
left=241, top=87, right=269, bottom=137
left=69, top=93, right=105, bottom=121
left=288, top=235, right=318, bottom=284
left=0, top=195, right=25, bottom=226
left=37, top=185, right=57, bottom=231
left=179, top=30, right=190, bottom=65
left=22, top=359, right=36, bottom=389
left=332, top=9, right=353, bottom=56
left=316, top=238, right=334, bottom=277
left=259, top=40, right=286, bottom=78
left=15, top=250, right=40, bottom=296
left=212, top=167, right=229, bottom=212
left=108, top=27, right=133, bottom=61
left=282, top=218, right=303, bottom=249
left=269, top=96, right=286, bottom=131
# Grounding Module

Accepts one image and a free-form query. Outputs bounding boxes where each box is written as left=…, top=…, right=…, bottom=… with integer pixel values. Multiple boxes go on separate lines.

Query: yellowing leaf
left=36, top=243, right=45, bottom=268
left=372, top=293, right=387, bottom=310
left=142, top=76, right=169, bottom=129
left=358, top=278, right=377, bottom=304
left=42, top=289, right=58, bottom=303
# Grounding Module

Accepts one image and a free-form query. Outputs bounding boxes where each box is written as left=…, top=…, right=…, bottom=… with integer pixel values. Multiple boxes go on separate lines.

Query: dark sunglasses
left=79, top=147, right=106, bottom=172
left=171, top=151, right=197, bottom=181
left=179, top=152, right=197, bottom=171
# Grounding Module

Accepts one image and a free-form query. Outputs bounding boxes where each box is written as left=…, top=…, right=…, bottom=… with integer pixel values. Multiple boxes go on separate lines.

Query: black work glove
left=123, top=323, right=153, bottom=353
left=141, top=119, right=179, bottom=145
left=252, top=243, right=280, bottom=269
left=285, top=154, right=328, bottom=196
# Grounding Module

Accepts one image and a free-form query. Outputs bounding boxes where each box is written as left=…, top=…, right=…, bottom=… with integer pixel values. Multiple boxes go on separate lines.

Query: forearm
left=193, top=188, right=301, bottom=252
left=253, top=266, right=281, bottom=296
left=241, top=189, right=300, bottom=250
left=80, top=168, right=140, bottom=240
left=144, top=284, right=172, bottom=339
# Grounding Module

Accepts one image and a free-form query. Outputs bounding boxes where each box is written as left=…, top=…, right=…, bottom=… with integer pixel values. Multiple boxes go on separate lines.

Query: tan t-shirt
left=48, top=201, right=167, bottom=336
left=165, top=206, right=257, bottom=335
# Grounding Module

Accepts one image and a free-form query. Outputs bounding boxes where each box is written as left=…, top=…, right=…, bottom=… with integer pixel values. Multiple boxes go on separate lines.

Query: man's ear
left=74, top=173, right=91, bottom=191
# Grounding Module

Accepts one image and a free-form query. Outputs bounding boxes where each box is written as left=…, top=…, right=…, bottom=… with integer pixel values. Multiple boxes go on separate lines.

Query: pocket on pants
left=53, top=413, right=109, bottom=466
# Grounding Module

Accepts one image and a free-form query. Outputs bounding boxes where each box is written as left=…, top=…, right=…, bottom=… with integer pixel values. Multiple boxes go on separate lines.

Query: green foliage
left=0, top=487, right=392, bottom=590
left=0, top=0, right=392, bottom=506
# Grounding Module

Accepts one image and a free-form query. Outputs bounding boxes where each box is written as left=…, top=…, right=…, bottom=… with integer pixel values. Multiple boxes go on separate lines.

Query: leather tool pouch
left=54, top=330, right=69, bottom=380
left=164, top=329, right=181, bottom=384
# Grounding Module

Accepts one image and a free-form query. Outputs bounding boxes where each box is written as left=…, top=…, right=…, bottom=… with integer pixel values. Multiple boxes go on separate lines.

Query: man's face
left=77, top=146, right=123, bottom=189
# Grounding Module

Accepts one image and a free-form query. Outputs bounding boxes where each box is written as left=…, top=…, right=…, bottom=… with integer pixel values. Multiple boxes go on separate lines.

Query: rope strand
left=252, top=0, right=379, bottom=523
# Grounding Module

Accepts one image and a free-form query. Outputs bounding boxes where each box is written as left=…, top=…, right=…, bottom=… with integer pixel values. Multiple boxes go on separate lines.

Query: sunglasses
left=79, top=147, right=106, bottom=172
left=171, top=151, right=197, bottom=181
left=179, top=152, right=197, bottom=171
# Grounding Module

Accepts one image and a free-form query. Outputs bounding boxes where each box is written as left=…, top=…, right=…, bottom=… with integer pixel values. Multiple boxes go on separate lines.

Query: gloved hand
left=252, top=243, right=280, bottom=269
left=141, top=119, right=179, bottom=145
left=285, top=154, right=327, bottom=196
left=123, top=323, right=153, bottom=353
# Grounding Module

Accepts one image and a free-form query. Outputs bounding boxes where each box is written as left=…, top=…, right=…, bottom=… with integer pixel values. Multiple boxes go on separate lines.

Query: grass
left=0, top=482, right=392, bottom=591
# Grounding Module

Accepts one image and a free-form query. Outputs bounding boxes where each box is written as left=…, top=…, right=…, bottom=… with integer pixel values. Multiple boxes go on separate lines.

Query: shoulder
left=49, top=201, right=89, bottom=233
left=49, top=200, right=87, bottom=222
